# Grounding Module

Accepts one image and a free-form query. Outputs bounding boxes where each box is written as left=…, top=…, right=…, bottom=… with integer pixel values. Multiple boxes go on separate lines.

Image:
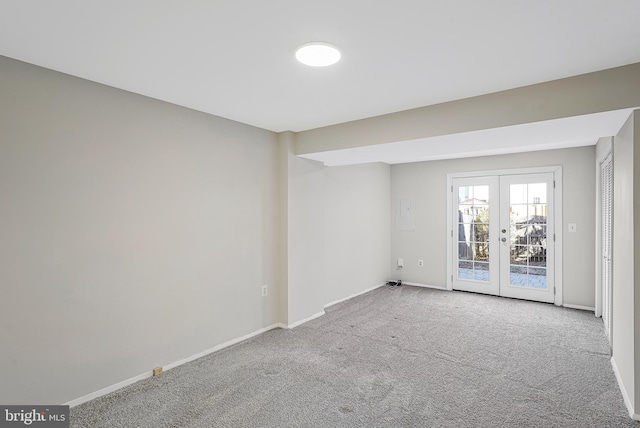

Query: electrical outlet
left=397, top=258, right=404, bottom=268
left=418, top=260, right=424, bottom=267
left=153, top=367, right=163, bottom=376
left=262, top=284, right=268, bottom=297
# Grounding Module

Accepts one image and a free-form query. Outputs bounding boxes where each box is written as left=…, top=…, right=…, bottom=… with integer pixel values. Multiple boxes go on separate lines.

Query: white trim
left=293, top=283, right=390, bottom=327
left=402, top=282, right=448, bottom=290
left=287, top=310, right=325, bottom=329
left=163, top=323, right=285, bottom=371
left=562, top=303, right=595, bottom=312
left=64, top=323, right=285, bottom=407
left=64, top=371, right=153, bottom=408
left=447, top=165, right=561, bottom=180
left=324, top=283, right=386, bottom=309
left=611, top=357, right=640, bottom=420
left=554, top=166, right=563, bottom=306
left=446, top=175, right=453, bottom=291
left=67, top=281, right=394, bottom=407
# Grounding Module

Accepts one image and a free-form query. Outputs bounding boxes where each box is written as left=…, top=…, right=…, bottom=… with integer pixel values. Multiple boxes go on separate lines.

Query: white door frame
left=446, top=165, right=563, bottom=306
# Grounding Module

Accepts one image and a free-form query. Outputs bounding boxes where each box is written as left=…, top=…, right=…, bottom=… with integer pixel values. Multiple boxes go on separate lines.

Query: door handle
left=501, top=238, right=507, bottom=242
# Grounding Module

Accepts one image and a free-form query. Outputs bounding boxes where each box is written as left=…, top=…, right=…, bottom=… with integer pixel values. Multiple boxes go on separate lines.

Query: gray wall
left=390, top=146, right=596, bottom=307
left=611, top=111, right=638, bottom=410
left=0, top=56, right=282, bottom=404
left=286, top=137, right=391, bottom=323
left=287, top=141, right=328, bottom=323
left=296, top=62, right=640, bottom=154
left=325, top=163, right=391, bottom=304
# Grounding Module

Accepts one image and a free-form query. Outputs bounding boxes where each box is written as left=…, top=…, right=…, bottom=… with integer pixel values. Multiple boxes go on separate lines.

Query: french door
left=452, top=172, right=555, bottom=303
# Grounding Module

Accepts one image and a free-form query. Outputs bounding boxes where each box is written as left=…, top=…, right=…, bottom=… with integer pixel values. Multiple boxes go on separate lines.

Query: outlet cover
left=153, top=367, right=163, bottom=376
left=262, top=284, right=268, bottom=297
left=418, top=260, right=424, bottom=267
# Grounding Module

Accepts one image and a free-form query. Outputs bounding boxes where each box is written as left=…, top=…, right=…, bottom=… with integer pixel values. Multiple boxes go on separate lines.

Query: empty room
left=2, top=1, right=640, bottom=427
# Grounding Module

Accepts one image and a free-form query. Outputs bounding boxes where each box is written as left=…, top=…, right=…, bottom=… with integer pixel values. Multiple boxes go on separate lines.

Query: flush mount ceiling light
left=295, top=42, right=341, bottom=67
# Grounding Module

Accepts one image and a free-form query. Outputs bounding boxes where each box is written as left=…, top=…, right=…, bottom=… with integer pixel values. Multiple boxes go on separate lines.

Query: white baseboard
left=287, top=310, right=325, bottom=329
left=402, top=281, right=448, bottom=291
left=64, top=323, right=284, bottom=408
left=64, top=370, right=153, bottom=408
left=163, top=323, right=284, bottom=371
left=65, top=281, right=390, bottom=408
left=324, top=283, right=386, bottom=309
left=611, top=356, right=640, bottom=420
left=562, top=303, right=595, bottom=312
left=288, top=283, right=389, bottom=329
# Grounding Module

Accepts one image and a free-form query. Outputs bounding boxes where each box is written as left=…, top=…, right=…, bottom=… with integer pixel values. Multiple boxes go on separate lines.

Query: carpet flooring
left=71, top=286, right=639, bottom=427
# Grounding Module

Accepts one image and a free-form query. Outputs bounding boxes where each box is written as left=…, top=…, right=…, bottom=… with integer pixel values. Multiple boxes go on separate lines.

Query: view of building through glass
left=457, top=183, right=547, bottom=289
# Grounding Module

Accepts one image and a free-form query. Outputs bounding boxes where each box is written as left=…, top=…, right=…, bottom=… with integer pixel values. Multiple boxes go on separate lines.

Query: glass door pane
left=452, top=177, right=499, bottom=296
left=457, top=184, right=490, bottom=282
left=508, top=182, right=548, bottom=289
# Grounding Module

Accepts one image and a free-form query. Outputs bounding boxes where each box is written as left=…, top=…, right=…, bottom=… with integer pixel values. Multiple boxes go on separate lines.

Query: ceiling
left=1, top=1, right=640, bottom=135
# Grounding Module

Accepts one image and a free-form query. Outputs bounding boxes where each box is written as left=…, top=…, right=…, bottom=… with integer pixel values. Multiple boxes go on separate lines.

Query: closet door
left=601, top=152, right=613, bottom=342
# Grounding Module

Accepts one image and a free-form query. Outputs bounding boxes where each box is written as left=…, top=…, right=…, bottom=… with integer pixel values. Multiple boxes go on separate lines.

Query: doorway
left=447, top=167, right=562, bottom=305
